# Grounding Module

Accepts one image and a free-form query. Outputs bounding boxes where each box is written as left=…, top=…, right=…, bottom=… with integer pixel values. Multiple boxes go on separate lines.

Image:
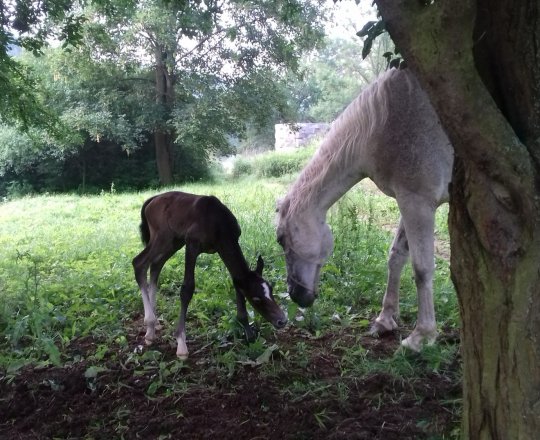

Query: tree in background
left=0, top=0, right=329, bottom=192
left=0, top=0, right=120, bottom=128
left=373, top=0, right=540, bottom=437
left=87, top=0, right=327, bottom=184
left=289, top=34, right=391, bottom=123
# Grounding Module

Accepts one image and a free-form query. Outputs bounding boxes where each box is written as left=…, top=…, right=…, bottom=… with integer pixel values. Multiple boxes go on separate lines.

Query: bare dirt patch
left=0, top=324, right=461, bottom=439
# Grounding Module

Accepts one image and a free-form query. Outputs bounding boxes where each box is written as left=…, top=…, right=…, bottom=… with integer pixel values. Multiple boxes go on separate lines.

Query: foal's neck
left=218, top=240, right=251, bottom=280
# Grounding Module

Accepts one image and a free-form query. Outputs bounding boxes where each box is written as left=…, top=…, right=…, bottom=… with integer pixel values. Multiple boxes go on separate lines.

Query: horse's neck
left=218, top=240, right=251, bottom=280
left=291, top=148, right=366, bottom=219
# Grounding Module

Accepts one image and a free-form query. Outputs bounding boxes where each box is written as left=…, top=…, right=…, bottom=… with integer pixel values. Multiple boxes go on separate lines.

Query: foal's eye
left=252, top=297, right=262, bottom=303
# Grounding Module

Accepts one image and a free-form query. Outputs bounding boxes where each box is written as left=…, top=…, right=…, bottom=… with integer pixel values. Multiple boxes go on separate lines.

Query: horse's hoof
left=176, top=351, right=189, bottom=360
left=145, top=338, right=154, bottom=346
left=369, top=317, right=397, bottom=337
left=401, top=331, right=437, bottom=352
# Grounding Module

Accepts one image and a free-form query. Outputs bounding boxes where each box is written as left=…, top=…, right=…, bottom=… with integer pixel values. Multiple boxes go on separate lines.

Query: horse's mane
left=284, top=68, right=406, bottom=219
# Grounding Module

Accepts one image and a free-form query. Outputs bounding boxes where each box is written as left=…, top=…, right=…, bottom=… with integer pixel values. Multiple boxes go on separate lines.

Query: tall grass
left=0, top=166, right=457, bottom=371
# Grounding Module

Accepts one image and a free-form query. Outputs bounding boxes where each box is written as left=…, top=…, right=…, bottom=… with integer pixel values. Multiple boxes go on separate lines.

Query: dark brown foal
left=132, top=191, right=287, bottom=359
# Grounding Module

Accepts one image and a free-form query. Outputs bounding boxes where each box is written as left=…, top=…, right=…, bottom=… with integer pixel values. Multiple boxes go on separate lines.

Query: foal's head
left=235, top=256, right=287, bottom=329
left=276, top=198, right=334, bottom=308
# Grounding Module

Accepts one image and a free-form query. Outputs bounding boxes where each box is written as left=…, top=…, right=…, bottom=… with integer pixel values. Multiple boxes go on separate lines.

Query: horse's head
left=238, top=256, right=288, bottom=329
left=276, top=198, right=334, bottom=308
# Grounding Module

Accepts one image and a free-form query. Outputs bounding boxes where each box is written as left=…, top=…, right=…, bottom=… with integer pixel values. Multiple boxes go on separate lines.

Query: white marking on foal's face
left=262, top=282, right=272, bottom=300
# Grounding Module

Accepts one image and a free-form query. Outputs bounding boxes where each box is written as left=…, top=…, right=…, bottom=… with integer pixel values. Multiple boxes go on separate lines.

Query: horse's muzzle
left=289, top=282, right=317, bottom=308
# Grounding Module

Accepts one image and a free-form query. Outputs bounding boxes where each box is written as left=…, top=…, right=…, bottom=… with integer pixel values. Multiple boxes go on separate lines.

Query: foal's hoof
left=244, top=324, right=258, bottom=343
left=369, top=317, right=398, bottom=337
left=176, top=337, right=189, bottom=360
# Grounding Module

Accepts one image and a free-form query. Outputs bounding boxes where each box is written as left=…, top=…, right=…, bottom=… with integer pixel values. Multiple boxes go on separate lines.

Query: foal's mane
left=284, top=68, right=404, bottom=219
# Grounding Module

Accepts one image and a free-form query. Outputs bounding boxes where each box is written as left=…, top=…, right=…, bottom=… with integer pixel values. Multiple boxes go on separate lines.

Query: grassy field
left=0, top=170, right=461, bottom=438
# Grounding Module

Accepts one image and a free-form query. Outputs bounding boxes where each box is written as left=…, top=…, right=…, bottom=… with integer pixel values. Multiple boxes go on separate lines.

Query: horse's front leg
left=399, top=201, right=438, bottom=351
left=371, top=219, right=408, bottom=336
left=235, top=290, right=257, bottom=343
left=174, top=242, right=199, bottom=360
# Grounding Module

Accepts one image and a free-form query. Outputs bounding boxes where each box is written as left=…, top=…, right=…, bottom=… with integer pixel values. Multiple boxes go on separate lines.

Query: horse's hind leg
left=133, top=247, right=157, bottom=345
left=398, top=197, right=438, bottom=351
left=371, top=218, right=409, bottom=336
left=147, top=242, right=183, bottom=335
left=174, top=241, right=200, bottom=359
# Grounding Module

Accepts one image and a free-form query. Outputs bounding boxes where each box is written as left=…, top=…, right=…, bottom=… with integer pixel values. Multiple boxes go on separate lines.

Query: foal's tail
left=139, top=196, right=156, bottom=245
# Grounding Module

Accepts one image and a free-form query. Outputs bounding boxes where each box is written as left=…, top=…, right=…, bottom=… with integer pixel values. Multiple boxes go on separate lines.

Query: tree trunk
left=375, top=0, right=540, bottom=438
left=154, top=130, right=173, bottom=185
left=154, top=45, right=174, bottom=185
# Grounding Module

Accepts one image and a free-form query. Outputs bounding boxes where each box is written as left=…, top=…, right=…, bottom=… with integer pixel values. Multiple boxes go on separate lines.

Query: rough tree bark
left=154, top=45, right=174, bottom=186
left=374, top=0, right=540, bottom=438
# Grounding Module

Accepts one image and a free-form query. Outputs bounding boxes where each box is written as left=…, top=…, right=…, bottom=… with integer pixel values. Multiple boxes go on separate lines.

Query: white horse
left=276, top=67, right=453, bottom=351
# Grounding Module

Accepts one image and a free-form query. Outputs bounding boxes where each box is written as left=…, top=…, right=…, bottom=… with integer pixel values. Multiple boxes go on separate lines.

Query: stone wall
left=274, top=123, right=330, bottom=151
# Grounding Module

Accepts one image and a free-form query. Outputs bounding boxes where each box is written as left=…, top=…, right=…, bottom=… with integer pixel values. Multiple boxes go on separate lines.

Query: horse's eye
left=277, top=235, right=284, bottom=246
left=252, top=297, right=261, bottom=303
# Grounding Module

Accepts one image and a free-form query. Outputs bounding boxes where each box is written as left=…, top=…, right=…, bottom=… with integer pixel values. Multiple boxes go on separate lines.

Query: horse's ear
left=255, top=255, right=264, bottom=275
left=276, top=197, right=289, bottom=214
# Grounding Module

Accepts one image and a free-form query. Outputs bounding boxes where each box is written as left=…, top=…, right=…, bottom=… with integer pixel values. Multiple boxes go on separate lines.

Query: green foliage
left=356, top=18, right=403, bottom=69
left=0, top=1, right=136, bottom=128
left=286, top=33, right=394, bottom=123
left=231, top=146, right=316, bottom=179
left=0, top=0, right=329, bottom=191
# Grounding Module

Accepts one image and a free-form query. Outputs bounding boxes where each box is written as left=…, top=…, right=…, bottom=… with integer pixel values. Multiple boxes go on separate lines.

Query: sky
left=325, top=0, right=379, bottom=41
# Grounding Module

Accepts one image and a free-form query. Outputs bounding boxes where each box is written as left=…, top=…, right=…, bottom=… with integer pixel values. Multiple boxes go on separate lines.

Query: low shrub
left=231, top=144, right=317, bottom=179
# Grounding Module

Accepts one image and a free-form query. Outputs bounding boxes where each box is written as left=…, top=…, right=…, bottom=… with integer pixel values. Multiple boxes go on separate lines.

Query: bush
left=231, top=145, right=317, bottom=179
left=231, top=158, right=254, bottom=178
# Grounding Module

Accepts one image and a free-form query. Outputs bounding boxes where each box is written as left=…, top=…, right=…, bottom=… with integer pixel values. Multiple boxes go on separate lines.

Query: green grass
left=0, top=166, right=462, bottom=438
left=0, top=173, right=457, bottom=372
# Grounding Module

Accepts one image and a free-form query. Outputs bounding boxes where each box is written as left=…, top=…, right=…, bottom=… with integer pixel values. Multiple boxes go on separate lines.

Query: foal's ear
left=255, top=255, right=264, bottom=275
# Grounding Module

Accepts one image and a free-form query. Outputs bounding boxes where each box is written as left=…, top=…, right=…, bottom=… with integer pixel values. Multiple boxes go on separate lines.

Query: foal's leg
left=174, top=242, right=199, bottom=359
left=147, top=243, right=182, bottom=336
left=398, top=197, right=437, bottom=351
left=133, top=246, right=157, bottom=345
left=371, top=218, right=409, bottom=336
left=235, top=290, right=257, bottom=342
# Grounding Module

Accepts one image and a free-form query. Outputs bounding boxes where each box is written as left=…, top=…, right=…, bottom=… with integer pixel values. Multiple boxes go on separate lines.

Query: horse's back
left=365, top=69, right=453, bottom=204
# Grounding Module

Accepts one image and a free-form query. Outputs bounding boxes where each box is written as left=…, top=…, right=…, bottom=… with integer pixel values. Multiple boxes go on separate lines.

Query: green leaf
left=42, top=338, right=61, bottom=366
left=356, top=21, right=377, bottom=38
left=147, top=381, right=160, bottom=396
left=255, top=344, right=279, bottom=365
left=84, top=365, right=108, bottom=379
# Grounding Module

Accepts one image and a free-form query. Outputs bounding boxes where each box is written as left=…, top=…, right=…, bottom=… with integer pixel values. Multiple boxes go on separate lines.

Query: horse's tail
left=139, top=196, right=156, bottom=245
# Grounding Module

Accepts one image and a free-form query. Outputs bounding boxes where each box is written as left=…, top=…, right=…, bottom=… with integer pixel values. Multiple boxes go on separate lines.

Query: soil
left=0, top=322, right=461, bottom=440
